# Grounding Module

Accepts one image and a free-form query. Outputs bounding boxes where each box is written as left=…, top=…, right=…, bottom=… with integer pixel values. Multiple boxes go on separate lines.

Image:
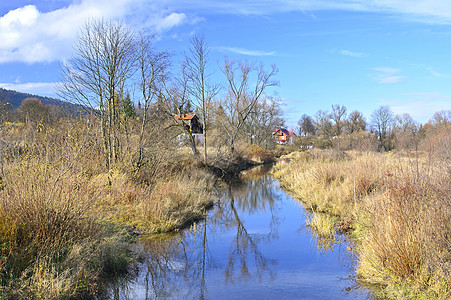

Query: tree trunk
left=189, top=130, right=199, bottom=156
left=203, top=121, right=207, bottom=164
left=230, top=136, right=235, bottom=157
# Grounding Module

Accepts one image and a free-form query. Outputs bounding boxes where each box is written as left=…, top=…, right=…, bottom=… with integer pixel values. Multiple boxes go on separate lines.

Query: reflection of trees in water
left=215, top=174, right=282, bottom=284
left=100, top=275, right=140, bottom=300
left=224, top=193, right=277, bottom=284
left=104, top=171, right=370, bottom=299
left=302, top=211, right=356, bottom=261
left=239, top=164, right=273, bottom=181
left=230, top=172, right=280, bottom=214
left=137, top=223, right=210, bottom=299
left=106, top=173, right=283, bottom=299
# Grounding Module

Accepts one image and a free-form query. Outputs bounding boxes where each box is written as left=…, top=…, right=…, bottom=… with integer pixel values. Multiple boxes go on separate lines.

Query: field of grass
left=271, top=146, right=450, bottom=299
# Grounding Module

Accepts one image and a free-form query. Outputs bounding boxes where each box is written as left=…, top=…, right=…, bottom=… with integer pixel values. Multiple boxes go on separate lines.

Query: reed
left=142, top=169, right=216, bottom=233
left=272, top=149, right=450, bottom=298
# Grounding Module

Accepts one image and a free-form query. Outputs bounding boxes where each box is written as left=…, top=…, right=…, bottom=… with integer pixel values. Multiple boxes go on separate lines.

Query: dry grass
left=272, top=147, right=450, bottom=299
left=0, top=158, right=103, bottom=298
left=272, top=150, right=386, bottom=217
left=0, top=118, right=219, bottom=298
left=142, top=169, right=216, bottom=233
left=358, top=166, right=450, bottom=299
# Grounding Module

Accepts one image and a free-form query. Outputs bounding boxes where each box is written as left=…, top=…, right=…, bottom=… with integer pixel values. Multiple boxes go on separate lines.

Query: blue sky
left=1, top=1, right=451, bottom=129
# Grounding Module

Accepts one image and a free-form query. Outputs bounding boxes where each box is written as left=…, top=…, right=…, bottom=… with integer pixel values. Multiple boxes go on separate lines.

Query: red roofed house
left=272, top=128, right=296, bottom=145
left=174, top=114, right=203, bottom=134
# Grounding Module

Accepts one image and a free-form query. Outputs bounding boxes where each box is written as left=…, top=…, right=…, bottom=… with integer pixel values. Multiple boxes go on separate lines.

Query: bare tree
left=315, top=109, right=332, bottom=138
left=184, top=35, right=219, bottom=164
left=429, top=110, right=450, bottom=126
left=135, top=32, right=171, bottom=169
left=245, top=95, right=285, bottom=149
left=58, top=19, right=136, bottom=169
left=394, top=113, right=418, bottom=134
left=219, top=59, right=278, bottom=155
left=297, top=114, right=316, bottom=136
left=330, top=104, right=347, bottom=136
left=346, top=110, right=366, bottom=134
left=371, top=106, right=394, bottom=150
left=159, top=64, right=201, bottom=157
left=393, top=113, right=418, bottom=150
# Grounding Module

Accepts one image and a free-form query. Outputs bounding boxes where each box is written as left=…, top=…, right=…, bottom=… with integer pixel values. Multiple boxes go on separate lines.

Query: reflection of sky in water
left=107, top=169, right=373, bottom=299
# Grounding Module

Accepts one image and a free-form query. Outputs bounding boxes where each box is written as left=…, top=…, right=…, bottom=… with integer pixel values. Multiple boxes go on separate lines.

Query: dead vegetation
left=0, top=118, right=218, bottom=298
left=271, top=123, right=451, bottom=299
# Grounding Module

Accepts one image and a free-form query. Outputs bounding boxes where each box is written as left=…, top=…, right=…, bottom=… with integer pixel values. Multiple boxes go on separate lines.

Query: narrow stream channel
left=105, top=165, right=374, bottom=299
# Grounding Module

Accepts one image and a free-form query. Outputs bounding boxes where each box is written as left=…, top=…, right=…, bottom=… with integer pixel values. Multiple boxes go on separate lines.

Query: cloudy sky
left=1, top=0, right=451, bottom=128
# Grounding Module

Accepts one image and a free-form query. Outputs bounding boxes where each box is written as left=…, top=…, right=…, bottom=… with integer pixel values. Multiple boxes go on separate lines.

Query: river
left=104, top=164, right=373, bottom=299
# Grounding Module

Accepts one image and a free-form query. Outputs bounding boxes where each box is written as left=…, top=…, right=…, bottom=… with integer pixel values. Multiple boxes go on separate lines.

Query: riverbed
left=104, top=165, right=373, bottom=299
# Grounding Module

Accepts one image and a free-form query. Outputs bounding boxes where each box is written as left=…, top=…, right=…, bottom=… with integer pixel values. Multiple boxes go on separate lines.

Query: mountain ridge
left=0, top=88, right=84, bottom=114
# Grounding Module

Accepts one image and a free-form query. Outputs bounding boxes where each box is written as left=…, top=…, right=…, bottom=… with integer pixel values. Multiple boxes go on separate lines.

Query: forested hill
left=0, top=88, right=84, bottom=114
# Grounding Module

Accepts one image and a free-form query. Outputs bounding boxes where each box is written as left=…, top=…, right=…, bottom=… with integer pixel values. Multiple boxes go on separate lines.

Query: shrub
left=358, top=169, right=451, bottom=298
left=0, top=160, right=100, bottom=297
left=244, top=144, right=274, bottom=163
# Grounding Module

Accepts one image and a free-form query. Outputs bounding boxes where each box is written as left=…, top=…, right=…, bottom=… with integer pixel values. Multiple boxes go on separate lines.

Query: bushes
left=358, top=168, right=450, bottom=298
left=331, top=131, right=379, bottom=152
left=243, top=144, right=274, bottom=164
left=0, top=160, right=102, bottom=297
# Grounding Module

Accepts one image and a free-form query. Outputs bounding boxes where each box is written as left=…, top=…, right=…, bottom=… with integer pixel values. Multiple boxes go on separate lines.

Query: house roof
left=174, top=114, right=196, bottom=121
left=273, top=128, right=296, bottom=137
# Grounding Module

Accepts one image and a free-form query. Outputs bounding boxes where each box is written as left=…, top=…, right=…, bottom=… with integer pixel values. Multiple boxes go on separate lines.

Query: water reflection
left=224, top=187, right=277, bottom=284
left=103, top=166, right=373, bottom=299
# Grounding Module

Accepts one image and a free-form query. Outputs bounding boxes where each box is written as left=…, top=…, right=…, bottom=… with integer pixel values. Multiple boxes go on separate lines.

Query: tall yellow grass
left=0, top=119, right=218, bottom=298
left=272, top=148, right=450, bottom=298
left=142, top=170, right=216, bottom=233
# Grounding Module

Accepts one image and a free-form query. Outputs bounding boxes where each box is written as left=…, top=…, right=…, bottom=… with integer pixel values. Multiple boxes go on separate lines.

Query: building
left=272, top=128, right=296, bottom=145
left=174, top=114, right=203, bottom=134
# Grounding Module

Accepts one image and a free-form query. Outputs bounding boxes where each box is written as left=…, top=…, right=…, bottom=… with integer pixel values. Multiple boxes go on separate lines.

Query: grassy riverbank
left=271, top=149, right=450, bottom=299
left=0, top=123, right=242, bottom=298
left=0, top=117, right=278, bottom=298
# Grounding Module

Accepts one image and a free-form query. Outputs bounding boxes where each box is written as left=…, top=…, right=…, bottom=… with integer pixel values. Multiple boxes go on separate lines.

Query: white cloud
left=158, top=0, right=451, bottom=23
left=0, top=0, right=193, bottom=64
left=155, top=12, right=187, bottom=31
left=426, top=67, right=443, bottom=77
left=0, top=5, right=38, bottom=28
left=215, top=46, right=276, bottom=56
left=373, top=67, right=400, bottom=73
left=3, top=0, right=451, bottom=65
left=375, top=75, right=403, bottom=84
left=0, top=1, right=120, bottom=63
left=330, top=49, right=366, bottom=58
left=371, top=67, right=403, bottom=84
left=339, top=49, right=366, bottom=58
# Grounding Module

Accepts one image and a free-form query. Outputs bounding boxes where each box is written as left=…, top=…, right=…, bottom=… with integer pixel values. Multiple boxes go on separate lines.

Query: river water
left=105, top=165, right=373, bottom=299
